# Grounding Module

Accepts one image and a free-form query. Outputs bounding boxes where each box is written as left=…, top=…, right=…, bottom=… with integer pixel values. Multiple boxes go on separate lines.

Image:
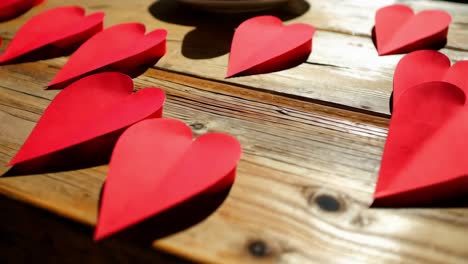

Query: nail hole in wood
left=351, top=213, right=374, bottom=228
left=190, top=122, right=205, bottom=130
left=248, top=240, right=269, bottom=257
left=315, top=194, right=341, bottom=212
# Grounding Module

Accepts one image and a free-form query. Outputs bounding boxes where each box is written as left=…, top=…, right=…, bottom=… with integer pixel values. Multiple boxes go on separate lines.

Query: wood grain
left=1, top=0, right=468, bottom=263
left=1, top=0, right=468, bottom=114
left=1, top=60, right=468, bottom=263
left=154, top=0, right=468, bottom=115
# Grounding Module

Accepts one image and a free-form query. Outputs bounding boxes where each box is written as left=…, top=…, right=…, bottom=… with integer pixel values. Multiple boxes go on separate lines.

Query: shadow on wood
left=0, top=42, right=83, bottom=65
left=0, top=194, right=192, bottom=264
left=97, top=181, right=232, bottom=246
left=148, top=0, right=310, bottom=59
left=0, top=0, right=44, bottom=22
left=440, top=0, right=468, bottom=3
left=2, top=129, right=125, bottom=177
left=47, top=57, right=162, bottom=90
left=371, top=176, right=468, bottom=208
left=389, top=91, right=393, bottom=114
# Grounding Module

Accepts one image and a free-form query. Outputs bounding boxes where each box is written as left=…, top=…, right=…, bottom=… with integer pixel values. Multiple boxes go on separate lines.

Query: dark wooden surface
left=1, top=0, right=468, bottom=263
left=0, top=194, right=193, bottom=264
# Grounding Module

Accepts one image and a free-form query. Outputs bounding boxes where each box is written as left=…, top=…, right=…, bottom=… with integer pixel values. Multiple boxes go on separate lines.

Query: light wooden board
left=1, top=0, right=468, bottom=263
left=2, top=0, right=467, bottom=114
left=1, top=60, right=468, bottom=263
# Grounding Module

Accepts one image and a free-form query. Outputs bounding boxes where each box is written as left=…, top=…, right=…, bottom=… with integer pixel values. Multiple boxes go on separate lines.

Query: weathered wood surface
left=1, top=0, right=468, bottom=263
left=3, top=0, right=467, bottom=114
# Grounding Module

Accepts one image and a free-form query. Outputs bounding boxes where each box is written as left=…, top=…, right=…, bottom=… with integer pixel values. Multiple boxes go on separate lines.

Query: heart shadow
left=440, top=0, right=468, bottom=3
left=0, top=41, right=83, bottom=66
left=148, top=0, right=310, bottom=60
left=371, top=175, right=468, bottom=208
left=46, top=60, right=161, bottom=90
left=0, top=0, right=44, bottom=22
left=96, top=180, right=233, bottom=246
left=2, top=129, right=125, bottom=177
left=389, top=91, right=393, bottom=114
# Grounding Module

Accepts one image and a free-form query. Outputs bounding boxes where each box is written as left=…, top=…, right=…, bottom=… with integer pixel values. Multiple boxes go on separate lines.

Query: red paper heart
left=95, top=118, right=242, bottom=240
left=393, top=50, right=468, bottom=108
left=48, top=23, right=167, bottom=88
left=0, top=0, right=43, bottom=21
left=226, top=15, right=315, bottom=78
left=9, top=72, right=165, bottom=166
left=0, top=6, right=104, bottom=63
left=375, top=81, right=468, bottom=206
left=375, top=4, right=451, bottom=56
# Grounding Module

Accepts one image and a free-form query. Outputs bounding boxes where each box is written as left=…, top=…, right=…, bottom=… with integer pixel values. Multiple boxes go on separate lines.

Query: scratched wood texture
left=0, top=0, right=468, bottom=263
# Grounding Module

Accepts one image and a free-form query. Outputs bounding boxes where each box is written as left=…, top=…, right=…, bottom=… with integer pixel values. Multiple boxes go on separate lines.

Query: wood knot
left=247, top=240, right=270, bottom=258
left=303, top=186, right=345, bottom=212
left=313, top=194, right=343, bottom=212
left=190, top=122, right=205, bottom=130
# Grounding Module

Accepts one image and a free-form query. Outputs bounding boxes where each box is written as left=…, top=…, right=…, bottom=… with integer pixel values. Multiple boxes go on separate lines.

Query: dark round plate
left=177, top=0, right=289, bottom=13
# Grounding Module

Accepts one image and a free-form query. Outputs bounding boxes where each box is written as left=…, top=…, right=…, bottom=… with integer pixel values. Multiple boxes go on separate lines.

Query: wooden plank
left=1, top=0, right=468, bottom=114
left=3, top=0, right=467, bottom=48
left=1, top=0, right=467, bottom=114
left=1, top=61, right=468, bottom=263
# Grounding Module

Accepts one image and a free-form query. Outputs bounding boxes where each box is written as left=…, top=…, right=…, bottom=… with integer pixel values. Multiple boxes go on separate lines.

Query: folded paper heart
left=375, top=81, right=468, bottom=207
left=0, top=6, right=104, bottom=64
left=375, top=4, right=451, bottom=56
left=0, top=0, right=43, bottom=21
left=226, top=15, right=315, bottom=78
left=48, top=23, right=167, bottom=88
left=392, top=50, right=468, bottom=108
left=9, top=72, right=165, bottom=166
left=95, top=118, right=242, bottom=240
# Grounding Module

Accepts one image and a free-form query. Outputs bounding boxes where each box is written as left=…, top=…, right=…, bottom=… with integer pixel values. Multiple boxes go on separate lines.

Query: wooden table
left=1, top=0, right=468, bottom=263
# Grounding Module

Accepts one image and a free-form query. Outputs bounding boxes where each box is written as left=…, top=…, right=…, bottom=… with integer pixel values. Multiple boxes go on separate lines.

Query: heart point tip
left=94, top=222, right=122, bottom=241
left=48, top=77, right=63, bottom=88
left=377, top=51, right=390, bottom=56
left=225, top=71, right=238, bottom=79
left=93, top=228, right=107, bottom=241
left=372, top=190, right=388, bottom=199
left=7, top=157, right=18, bottom=167
left=0, top=56, right=9, bottom=64
left=46, top=80, right=62, bottom=89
